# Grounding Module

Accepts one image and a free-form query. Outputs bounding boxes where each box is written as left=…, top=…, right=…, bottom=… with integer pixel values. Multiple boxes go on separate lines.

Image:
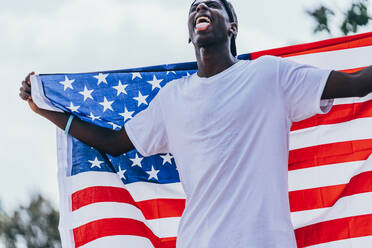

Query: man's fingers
left=22, top=80, right=31, bottom=91
left=19, top=92, right=25, bottom=100
left=25, top=72, right=33, bottom=81
left=25, top=72, right=35, bottom=85
left=20, top=88, right=31, bottom=98
left=22, top=80, right=31, bottom=92
left=19, top=89, right=31, bottom=100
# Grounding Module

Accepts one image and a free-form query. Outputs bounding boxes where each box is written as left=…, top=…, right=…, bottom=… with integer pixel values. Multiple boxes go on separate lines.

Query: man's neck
left=195, top=44, right=239, bottom=78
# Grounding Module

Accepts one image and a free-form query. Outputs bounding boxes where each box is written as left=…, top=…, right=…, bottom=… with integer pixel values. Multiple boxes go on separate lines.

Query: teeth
left=196, top=16, right=211, bottom=25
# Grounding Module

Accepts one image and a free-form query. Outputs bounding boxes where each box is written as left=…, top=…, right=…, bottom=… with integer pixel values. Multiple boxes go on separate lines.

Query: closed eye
left=190, top=1, right=222, bottom=12
left=206, top=2, right=221, bottom=9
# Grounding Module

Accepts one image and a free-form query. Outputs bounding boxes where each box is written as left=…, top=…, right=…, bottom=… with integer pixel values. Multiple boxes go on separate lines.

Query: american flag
left=31, top=32, right=372, bottom=248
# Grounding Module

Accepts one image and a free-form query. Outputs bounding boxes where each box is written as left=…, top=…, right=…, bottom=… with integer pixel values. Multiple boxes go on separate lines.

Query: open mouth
left=196, top=16, right=211, bottom=25
left=195, top=16, right=212, bottom=31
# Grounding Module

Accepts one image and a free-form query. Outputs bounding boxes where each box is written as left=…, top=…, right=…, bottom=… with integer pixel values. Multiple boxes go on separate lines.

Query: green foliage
left=307, top=0, right=372, bottom=35
left=341, top=2, right=372, bottom=35
left=0, top=194, right=61, bottom=248
left=0, top=202, right=9, bottom=240
left=307, top=6, right=335, bottom=33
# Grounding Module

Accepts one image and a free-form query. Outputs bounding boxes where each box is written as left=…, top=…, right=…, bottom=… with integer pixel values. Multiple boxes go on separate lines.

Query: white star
left=88, top=112, right=101, bottom=121
left=108, top=122, right=121, bottom=130
left=119, top=107, right=134, bottom=121
left=99, top=97, right=114, bottom=112
left=59, top=76, right=75, bottom=91
left=113, top=80, right=128, bottom=96
left=147, top=75, right=163, bottom=90
left=67, top=102, right=80, bottom=112
left=130, top=153, right=143, bottom=168
left=117, top=166, right=127, bottom=180
left=79, top=86, right=94, bottom=101
left=160, top=153, right=173, bottom=165
left=93, top=73, right=109, bottom=85
left=133, top=91, right=148, bottom=107
left=132, top=72, right=142, bottom=80
left=166, top=71, right=176, bottom=75
left=146, top=166, right=160, bottom=181
left=88, top=157, right=104, bottom=168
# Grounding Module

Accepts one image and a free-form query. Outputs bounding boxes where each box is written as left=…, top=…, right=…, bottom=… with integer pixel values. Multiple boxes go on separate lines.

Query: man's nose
left=196, top=3, right=208, bottom=12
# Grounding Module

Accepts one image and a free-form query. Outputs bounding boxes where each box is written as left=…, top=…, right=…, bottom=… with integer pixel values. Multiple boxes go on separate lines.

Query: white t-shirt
left=125, top=55, right=333, bottom=248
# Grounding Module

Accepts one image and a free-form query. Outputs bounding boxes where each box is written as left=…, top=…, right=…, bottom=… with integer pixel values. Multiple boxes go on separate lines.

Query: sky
left=0, top=0, right=371, bottom=211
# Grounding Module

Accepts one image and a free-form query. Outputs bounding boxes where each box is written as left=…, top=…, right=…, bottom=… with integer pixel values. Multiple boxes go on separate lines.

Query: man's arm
left=322, top=66, right=372, bottom=99
left=19, top=72, right=134, bottom=156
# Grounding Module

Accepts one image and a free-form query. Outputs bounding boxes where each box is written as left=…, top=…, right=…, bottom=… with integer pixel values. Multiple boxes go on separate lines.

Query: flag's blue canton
left=40, top=68, right=197, bottom=185
left=71, top=138, right=181, bottom=185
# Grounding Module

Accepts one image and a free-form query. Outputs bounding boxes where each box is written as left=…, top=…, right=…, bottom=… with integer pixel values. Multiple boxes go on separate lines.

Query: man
left=19, top=0, right=372, bottom=247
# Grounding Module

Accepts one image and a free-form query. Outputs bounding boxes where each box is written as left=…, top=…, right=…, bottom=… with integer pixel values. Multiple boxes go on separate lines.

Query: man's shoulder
left=163, top=76, right=186, bottom=90
left=253, top=55, right=282, bottom=64
left=245, top=55, right=284, bottom=73
left=154, top=76, right=187, bottom=100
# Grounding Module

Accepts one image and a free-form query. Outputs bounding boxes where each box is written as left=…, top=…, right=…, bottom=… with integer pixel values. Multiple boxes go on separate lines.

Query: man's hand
left=19, top=72, right=40, bottom=113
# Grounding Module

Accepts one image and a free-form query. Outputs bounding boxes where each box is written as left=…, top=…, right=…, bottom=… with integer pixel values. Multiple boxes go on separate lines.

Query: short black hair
left=191, top=0, right=238, bottom=56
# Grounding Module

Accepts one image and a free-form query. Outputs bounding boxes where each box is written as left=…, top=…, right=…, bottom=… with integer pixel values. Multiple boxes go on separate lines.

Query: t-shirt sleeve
left=275, top=56, right=334, bottom=122
left=125, top=93, right=168, bottom=157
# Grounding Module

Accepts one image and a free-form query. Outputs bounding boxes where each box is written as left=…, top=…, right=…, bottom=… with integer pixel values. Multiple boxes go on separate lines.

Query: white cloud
left=0, top=0, right=195, bottom=73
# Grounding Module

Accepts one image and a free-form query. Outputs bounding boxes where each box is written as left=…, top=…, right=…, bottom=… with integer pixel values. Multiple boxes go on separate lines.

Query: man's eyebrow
left=190, top=1, right=221, bottom=8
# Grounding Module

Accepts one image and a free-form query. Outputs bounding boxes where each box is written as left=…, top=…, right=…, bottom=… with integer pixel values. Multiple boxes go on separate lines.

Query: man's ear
left=229, top=22, right=238, bottom=37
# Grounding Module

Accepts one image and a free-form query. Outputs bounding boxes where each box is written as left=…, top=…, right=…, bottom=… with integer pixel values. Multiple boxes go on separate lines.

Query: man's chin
left=194, top=37, right=216, bottom=49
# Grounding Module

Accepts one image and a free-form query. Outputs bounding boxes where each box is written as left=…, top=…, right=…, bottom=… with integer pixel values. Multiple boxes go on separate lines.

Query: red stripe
left=282, top=36, right=372, bottom=57
left=137, top=198, right=185, bottom=219
left=291, top=100, right=372, bottom=131
left=159, top=237, right=177, bottom=248
left=72, top=186, right=136, bottom=211
left=289, top=139, right=372, bottom=171
left=289, top=171, right=372, bottom=212
left=340, top=67, right=367, bottom=73
left=295, top=214, right=372, bottom=247
left=250, top=32, right=372, bottom=59
left=72, top=186, right=185, bottom=219
left=73, top=218, right=160, bottom=247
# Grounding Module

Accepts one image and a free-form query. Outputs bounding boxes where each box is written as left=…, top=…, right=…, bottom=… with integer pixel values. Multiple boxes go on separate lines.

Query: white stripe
left=288, top=160, right=372, bottom=191
left=126, top=182, right=185, bottom=202
left=291, top=192, right=372, bottom=229
left=290, top=117, right=372, bottom=150
left=71, top=202, right=180, bottom=238
left=71, top=202, right=144, bottom=229
left=68, top=172, right=186, bottom=201
left=56, top=129, right=75, bottom=248
left=79, top=235, right=154, bottom=248
left=332, top=92, right=372, bottom=106
left=147, top=217, right=180, bottom=238
left=287, top=46, right=372, bottom=70
left=68, top=172, right=125, bottom=193
left=307, top=235, right=372, bottom=248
